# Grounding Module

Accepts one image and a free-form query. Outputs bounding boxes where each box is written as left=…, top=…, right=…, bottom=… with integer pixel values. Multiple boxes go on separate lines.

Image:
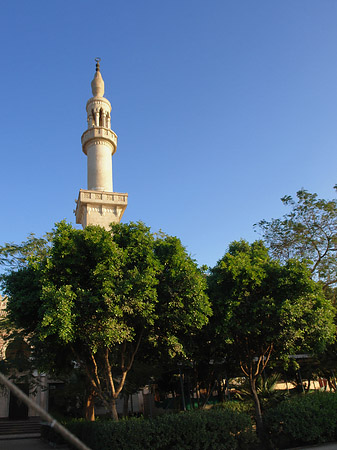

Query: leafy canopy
left=207, top=239, right=336, bottom=437
left=255, top=188, right=337, bottom=287
left=1, top=221, right=211, bottom=418
left=208, top=240, right=336, bottom=367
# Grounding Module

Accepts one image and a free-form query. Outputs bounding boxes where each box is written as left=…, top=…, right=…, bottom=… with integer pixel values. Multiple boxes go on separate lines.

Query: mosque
left=0, top=60, right=132, bottom=420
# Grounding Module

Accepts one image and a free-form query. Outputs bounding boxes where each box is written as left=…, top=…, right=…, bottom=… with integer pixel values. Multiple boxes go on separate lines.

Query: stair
left=0, top=417, right=41, bottom=437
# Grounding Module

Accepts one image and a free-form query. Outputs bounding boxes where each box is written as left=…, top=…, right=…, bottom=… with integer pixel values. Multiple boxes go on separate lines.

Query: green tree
left=255, top=188, right=337, bottom=390
left=0, top=233, right=51, bottom=270
left=1, top=221, right=211, bottom=420
left=152, top=234, right=212, bottom=359
left=208, top=240, right=335, bottom=441
left=255, top=188, right=337, bottom=287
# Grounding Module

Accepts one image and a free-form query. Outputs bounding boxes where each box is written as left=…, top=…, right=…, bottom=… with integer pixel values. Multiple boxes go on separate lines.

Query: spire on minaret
left=75, top=59, right=128, bottom=229
left=91, top=58, right=105, bottom=97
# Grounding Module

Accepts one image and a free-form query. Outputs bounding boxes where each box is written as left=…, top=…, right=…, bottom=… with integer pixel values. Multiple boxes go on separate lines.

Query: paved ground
left=0, top=438, right=60, bottom=450
left=1, top=436, right=336, bottom=450
left=287, top=444, right=337, bottom=450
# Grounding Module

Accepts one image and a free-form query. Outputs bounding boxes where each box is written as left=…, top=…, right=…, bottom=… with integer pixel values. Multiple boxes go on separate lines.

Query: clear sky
left=1, top=0, right=337, bottom=268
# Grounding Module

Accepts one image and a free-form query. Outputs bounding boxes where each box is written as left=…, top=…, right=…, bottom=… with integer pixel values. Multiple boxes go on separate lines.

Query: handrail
left=0, top=372, right=92, bottom=450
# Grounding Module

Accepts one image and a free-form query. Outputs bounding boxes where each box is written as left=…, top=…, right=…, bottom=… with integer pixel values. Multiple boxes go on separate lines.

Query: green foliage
left=264, top=391, right=337, bottom=448
left=1, top=221, right=211, bottom=417
left=3, top=266, right=43, bottom=332
left=3, top=221, right=211, bottom=358
left=153, top=234, right=212, bottom=359
left=255, top=188, right=337, bottom=287
left=42, top=409, right=258, bottom=450
left=36, top=221, right=154, bottom=348
left=207, top=239, right=335, bottom=437
left=208, top=240, right=335, bottom=369
left=212, top=400, right=254, bottom=415
left=233, top=374, right=289, bottom=411
left=0, top=232, right=51, bottom=270
left=47, top=374, right=88, bottom=418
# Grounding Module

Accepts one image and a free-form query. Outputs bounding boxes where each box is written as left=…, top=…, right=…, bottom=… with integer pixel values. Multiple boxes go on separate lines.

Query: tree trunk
left=218, top=378, right=224, bottom=402
left=123, top=393, right=129, bottom=418
left=306, top=378, right=311, bottom=393
left=297, top=369, right=305, bottom=393
left=187, top=377, right=193, bottom=409
left=84, top=390, right=95, bottom=421
left=179, top=367, right=186, bottom=411
left=130, top=393, right=134, bottom=414
left=111, top=398, right=119, bottom=421
left=250, top=375, right=264, bottom=442
left=202, top=381, right=216, bottom=409
left=225, top=373, right=231, bottom=401
left=328, top=377, right=336, bottom=392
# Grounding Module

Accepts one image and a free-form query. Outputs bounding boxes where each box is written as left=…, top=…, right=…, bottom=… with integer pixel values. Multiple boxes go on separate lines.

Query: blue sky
left=1, top=0, right=337, bottom=268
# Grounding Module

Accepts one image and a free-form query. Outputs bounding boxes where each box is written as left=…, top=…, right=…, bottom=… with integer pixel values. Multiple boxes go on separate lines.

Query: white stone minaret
left=75, top=59, right=128, bottom=229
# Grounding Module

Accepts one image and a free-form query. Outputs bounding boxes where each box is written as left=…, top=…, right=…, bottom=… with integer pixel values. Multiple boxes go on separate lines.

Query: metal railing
left=0, top=372, right=91, bottom=450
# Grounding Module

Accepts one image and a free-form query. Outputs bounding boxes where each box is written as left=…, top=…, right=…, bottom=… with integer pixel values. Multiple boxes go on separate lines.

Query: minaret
left=75, top=59, right=128, bottom=229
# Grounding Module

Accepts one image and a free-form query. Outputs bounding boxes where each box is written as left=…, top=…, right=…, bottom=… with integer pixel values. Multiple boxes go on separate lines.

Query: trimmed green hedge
left=42, top=408, right=258, bottom=450
left=264, top=391, right=337, bottom=449
left=212, top=400, right=254, bottom=415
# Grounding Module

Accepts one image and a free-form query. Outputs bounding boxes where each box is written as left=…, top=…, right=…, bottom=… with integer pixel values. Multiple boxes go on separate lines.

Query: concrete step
left=0, top=418, right=41, bottom=436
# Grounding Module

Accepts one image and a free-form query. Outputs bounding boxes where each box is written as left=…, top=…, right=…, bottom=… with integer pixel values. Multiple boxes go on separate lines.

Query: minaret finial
left=95, top=57, right=101, bottom=72
left=91, top=58, right=104, bottom=97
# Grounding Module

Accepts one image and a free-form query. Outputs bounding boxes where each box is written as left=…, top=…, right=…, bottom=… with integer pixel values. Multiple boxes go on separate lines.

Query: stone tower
left=75, top=59, right=128, bottom=229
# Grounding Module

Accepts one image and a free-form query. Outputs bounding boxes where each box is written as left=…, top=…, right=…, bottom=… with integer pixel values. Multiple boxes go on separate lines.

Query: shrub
left=42, top=408, right=259, bottom=450
left=212, top=400, right=254, bottom=415
left=264, top=391, right=337, bottom=449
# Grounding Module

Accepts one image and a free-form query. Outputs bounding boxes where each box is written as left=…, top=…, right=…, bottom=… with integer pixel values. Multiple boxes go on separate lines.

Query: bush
left=264, top=391, right=337, bottom=449
left=42, top=408, right=259, bottom=450
left=212, top=400, right=254, bottom=415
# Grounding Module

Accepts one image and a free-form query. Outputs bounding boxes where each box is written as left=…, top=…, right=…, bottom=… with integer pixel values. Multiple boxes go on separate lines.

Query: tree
left=208, top=240, right=335, bottom=441
left=255, top=188, right=337, bottom=288
left=152, top=234, right=212, bottom=359
left=1, top=221, right=211, bottom=420
left=0, top=233, right=51, bottom=270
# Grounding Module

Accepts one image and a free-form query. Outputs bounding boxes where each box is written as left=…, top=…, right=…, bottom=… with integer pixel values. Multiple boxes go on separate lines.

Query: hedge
left=42, top=408, right=258, bottom=450
left=264, top=391, right=337, bottom=449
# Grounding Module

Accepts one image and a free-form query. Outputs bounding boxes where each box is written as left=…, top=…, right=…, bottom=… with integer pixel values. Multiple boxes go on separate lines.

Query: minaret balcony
left=81, top=127, right=117, bottom=155
left=75, top=189, right=128, bottom=230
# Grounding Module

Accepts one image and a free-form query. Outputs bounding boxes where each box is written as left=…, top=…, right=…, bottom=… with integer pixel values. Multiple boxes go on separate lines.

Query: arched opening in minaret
left=91, top=109, right=95, bottom=127
left=99, top=108, right=104, bottom=127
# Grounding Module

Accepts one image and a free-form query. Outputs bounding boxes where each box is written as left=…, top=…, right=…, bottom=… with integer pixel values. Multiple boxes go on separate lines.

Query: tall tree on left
left=1, top=221, right=211, bottom=421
